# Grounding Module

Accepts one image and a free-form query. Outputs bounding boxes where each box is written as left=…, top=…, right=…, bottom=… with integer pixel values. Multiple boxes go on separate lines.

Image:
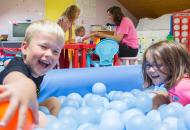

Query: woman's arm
left=96, top=32, right=123, bottom=42
left=0, top=71, right=38, bottom=129
left=82, top=32, right=98, bottom=41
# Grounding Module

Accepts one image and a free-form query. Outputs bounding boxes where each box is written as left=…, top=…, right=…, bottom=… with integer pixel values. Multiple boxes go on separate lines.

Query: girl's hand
left=57, top=16, right=70, bottom=32
left=152, top=90, right=168, bottom=97
left=0, top=80, right=39, bottom=129
left=57, top=17, right=65, bottom=31
left=152, top=90, right=170, bottom=109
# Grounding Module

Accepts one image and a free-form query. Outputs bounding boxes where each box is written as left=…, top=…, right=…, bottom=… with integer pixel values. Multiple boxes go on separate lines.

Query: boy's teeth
left=39, top=60, right=48, bottom=67
left=41, top=60, right=50, bottom=64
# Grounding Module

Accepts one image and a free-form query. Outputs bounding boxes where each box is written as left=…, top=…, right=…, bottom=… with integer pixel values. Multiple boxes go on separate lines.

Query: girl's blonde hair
left=24, top=20, right=65, bottom=45
left=142, top=40, right=190, bottom=89
left=62, top=5, right=80, bottom=23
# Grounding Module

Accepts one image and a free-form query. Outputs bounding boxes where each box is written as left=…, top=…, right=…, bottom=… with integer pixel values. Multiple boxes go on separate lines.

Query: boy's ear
left=21, top=41, right=29, bottom=55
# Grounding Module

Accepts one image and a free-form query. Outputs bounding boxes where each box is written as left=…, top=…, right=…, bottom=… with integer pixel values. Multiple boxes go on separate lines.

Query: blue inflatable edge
left=39, top=65, right=144, bottom=102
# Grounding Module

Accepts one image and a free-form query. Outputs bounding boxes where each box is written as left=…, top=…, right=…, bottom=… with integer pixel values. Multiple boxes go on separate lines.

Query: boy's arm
left=0, top=71, right=39, bottom=129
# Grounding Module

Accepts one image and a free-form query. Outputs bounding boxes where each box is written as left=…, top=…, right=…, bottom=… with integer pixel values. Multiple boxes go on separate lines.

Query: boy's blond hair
left=24, top=20, right=65, bottom=45
left=75, top=26, right=85, bottom=36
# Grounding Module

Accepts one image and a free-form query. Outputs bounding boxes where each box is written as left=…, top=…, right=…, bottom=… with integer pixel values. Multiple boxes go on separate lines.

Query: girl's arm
left=68, top=25, right=73, bottom=42
left=152, top=91, right=170, bottom=109
left=57, top=17, right=67, bottom=32
left=0, top=71, right=39, bottom=129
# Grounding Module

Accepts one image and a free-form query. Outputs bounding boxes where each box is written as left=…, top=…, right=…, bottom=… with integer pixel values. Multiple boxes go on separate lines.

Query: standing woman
left=96, top=6, right=139, bottom=62
left=58, top=5, right=80, bottom=68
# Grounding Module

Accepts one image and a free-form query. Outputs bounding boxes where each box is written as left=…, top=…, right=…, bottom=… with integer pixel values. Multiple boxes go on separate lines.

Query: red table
left=59, top=43, right=119, bottom=68
left=59, top=43, right=96, bottom=68
left=80, top=44, right=96, bottom=67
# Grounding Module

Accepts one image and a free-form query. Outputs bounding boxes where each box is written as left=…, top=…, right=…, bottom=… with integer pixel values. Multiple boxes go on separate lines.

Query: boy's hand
left=0, top=77, right=39, bottom=129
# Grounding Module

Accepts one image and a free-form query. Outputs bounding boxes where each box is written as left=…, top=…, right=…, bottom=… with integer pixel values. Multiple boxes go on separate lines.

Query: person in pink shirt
left=96, top=6, right=139, bottom=58
left=142, top=40, right=190, bottom=108
left=169, top=76, right=190, bottom=106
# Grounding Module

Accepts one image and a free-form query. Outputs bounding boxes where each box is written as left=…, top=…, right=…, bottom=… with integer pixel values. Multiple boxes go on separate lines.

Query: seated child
left=74, top=26, right=97, bottom=66
left=142, top=40, right=190, bottom=109
left=75, top=25, right=97, bottom=43
left=0, top=20, right=65, bottom=129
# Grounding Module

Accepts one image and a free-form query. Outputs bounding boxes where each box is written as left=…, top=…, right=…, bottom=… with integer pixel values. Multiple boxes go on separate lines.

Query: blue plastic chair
left=88, top=38, right=119, bottom=67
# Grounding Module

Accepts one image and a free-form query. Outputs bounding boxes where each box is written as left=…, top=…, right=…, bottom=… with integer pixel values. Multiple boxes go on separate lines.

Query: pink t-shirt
left=168, top=77, right=190, bottom=106
left=115, top=17, right=139, bottom=49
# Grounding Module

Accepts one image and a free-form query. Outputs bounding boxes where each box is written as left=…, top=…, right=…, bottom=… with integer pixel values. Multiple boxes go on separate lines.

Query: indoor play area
left=26, top=65, right=190, bottom=130
left=0, top=0, right=190, bottom=130
left=1, top=65, right=189, bottom=130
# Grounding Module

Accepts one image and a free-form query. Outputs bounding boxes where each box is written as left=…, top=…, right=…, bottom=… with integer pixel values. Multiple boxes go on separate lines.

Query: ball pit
left=35, top=65, right=190, bottom=130
left=35, top=87, right=190, bottom=130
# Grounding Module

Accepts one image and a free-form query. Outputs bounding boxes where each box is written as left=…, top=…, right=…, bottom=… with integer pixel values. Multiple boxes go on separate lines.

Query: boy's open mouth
left=38, top=60, right=50, bottom=68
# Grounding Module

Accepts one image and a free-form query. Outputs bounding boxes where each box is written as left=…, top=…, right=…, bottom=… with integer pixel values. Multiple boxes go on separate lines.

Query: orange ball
left=0, top=101, right=34, bottom=130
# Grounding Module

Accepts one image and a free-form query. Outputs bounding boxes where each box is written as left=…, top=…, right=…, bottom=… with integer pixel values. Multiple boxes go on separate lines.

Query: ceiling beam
left=117, top=0, right=190, bottom=19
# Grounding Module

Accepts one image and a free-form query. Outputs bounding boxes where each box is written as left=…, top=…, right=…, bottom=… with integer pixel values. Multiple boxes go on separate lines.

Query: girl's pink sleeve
left=178, top=80, right=190, bottom=105
left=181, top=87, right=190, bottom=100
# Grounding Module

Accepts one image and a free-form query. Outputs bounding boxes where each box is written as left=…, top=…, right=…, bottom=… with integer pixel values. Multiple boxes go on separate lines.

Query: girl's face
left=107, top=11, right=114, bottom=23
left=21, top=32, right=63, bottom=77
left=145, top=51, right=168, bottom=86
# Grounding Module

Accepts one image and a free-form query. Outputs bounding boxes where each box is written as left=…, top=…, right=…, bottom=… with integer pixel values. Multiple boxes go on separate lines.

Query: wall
left=0, top=0, right=44, bottom=40
left=76, top=0, right=138, bottom=34
left=0, top=0, right=76, bottom=41
left=45, top=0, right=76, bottom=41
left=137, top=30, right=169, bottom=62
left=45, top=0, right=138, bottom=37
left=136, top=14, right=171, bottom=61
left=45, top=0, right=75, bottom=21
left=0, top=0, right=137, bottom=41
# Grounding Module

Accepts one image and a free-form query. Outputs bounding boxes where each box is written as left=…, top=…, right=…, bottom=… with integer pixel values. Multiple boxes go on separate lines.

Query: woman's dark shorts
left=118, top=43, right=138, bottom=57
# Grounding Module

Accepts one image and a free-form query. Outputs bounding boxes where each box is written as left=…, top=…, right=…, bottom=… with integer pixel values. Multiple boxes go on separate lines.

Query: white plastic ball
left=92, top=82, right=107, bottom=96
